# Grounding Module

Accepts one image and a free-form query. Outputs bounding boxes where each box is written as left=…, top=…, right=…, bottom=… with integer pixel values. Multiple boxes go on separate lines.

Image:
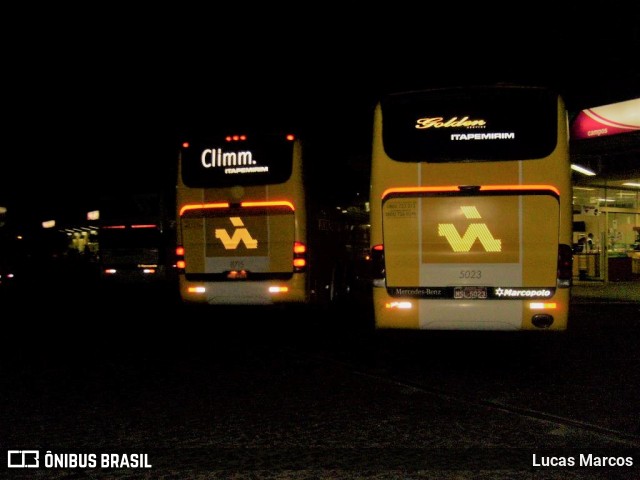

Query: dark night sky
left=2, top=8, right=639, bottom=224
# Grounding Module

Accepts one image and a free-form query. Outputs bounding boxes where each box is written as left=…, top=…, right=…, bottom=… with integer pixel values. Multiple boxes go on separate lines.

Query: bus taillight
left=293, top=241, right=307, bottom=272
left=557, top=244, right=573, bottom=288
left=371, top=244, right=385, bottom=287
left=176, top=246, right=186, bottom=272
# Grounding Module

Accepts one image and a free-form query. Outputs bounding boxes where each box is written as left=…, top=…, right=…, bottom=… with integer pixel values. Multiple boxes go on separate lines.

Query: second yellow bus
left=369, top=85, right=573, bottom=331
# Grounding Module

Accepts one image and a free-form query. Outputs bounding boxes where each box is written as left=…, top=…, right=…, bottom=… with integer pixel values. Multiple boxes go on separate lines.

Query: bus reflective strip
left=180, top=202, right=230, bottom=216
left=382, top=184, right=560, bottom=199
left=241, top=201, right=295, bottom=210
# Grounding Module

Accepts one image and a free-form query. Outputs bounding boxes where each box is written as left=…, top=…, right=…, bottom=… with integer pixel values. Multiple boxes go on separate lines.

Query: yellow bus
left=369, top=85, right=573, bottom=331
left=175, top=129, right=347, bottom=306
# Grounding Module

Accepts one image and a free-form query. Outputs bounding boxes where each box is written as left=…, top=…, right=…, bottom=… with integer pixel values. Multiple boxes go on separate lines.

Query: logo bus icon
left=215, top=217, right=258, bottom=249
left=7, top=450, right=39, bottom=468
left=438, top=206, right=502, bottom=252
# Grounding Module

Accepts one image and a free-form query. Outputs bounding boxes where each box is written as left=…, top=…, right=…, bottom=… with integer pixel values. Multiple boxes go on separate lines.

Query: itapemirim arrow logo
left=438, top=206, right=502, bottom=252
left=215, top=217, right=258, bottom=250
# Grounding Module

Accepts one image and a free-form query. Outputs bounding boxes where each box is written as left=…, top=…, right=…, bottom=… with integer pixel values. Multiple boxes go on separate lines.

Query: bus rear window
left=181, top=133, right=294, bottom=188
left=381, top=86, right=559, bottom=162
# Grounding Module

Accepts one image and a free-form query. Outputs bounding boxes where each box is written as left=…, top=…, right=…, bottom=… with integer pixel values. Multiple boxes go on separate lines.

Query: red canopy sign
left=571, top=98, right=640, bottom=140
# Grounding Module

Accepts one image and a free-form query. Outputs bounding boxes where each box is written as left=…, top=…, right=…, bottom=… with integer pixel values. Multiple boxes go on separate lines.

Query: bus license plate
left=454, top=286, right=487, bottom=299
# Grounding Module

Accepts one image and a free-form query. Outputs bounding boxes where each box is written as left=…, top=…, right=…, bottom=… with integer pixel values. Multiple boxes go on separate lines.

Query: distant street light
left=571, top=164, right=596, bottom=176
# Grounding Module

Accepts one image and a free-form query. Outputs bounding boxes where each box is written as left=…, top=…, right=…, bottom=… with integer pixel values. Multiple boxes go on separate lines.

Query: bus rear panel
left=370, top=86, right=572, bottom=331
left=176, top=132, right=309, bottom=305
left=178, top=201, right=307, bottom=305
left=99, top=224, right=166, bottom=283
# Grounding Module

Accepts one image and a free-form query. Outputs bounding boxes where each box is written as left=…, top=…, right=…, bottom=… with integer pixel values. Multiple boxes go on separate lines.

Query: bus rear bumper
left=179, top=276, right=308, bottom=305
left=373, top=290, right=569, bottom=331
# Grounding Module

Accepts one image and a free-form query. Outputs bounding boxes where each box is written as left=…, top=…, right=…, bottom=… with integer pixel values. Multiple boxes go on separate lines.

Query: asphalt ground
left=571, top=280, right=640, bottom=304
